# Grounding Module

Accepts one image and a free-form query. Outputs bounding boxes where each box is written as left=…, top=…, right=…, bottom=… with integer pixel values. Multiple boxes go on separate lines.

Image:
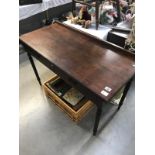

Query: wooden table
left=20, top=21, right=135, bottom=135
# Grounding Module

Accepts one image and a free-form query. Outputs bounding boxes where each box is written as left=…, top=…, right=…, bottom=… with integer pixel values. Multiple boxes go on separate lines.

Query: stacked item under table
left=43, top=75, right=94, bottom=122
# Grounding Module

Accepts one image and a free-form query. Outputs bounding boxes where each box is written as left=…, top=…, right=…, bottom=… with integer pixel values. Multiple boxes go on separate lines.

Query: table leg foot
left=93, top=105, right=102, bottom=136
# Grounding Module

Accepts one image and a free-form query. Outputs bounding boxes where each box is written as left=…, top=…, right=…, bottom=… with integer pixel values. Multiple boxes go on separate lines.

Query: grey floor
left=19, top=52, right=135, bottom=155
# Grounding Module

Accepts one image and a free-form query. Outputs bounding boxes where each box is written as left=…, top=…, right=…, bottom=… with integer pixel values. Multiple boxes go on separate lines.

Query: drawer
left=43, top=75, right=94, bottom=122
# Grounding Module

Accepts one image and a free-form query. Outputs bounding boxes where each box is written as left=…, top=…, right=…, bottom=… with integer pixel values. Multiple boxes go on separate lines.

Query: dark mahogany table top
left=20, top=22, right=135, bottom=102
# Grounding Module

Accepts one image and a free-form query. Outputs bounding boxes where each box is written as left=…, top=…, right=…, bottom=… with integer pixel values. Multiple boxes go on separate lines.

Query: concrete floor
left=19, top=52, right=135, bottom=155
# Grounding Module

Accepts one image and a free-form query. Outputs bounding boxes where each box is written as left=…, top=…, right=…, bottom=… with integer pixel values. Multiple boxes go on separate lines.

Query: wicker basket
left=43, top=75, right=94, bottom=122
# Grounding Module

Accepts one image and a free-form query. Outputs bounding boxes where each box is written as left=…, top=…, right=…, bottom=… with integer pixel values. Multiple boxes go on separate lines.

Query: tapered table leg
left=72, top=0, right=76, bottom=13
left=117, top=78, right=133, bottom=110
left=95, top=0, right=99, bottom=30
left=93, top=104, right=102, bottom=136
left=27, top=52, right=42, bottom=86
left=116, top=0, right=121, bottom=22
